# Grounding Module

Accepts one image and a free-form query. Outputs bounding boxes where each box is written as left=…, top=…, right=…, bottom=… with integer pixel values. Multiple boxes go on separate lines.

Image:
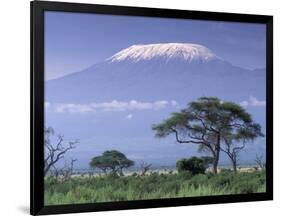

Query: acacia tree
left=44, top=127, right=78, bottom=176
left=89, top=155, right=109, bottom=174
left=90, top=150, right=134, bottom=176
left=221, top=125, right=263, bottom=173
left=152, top=97, right=262, bottom=174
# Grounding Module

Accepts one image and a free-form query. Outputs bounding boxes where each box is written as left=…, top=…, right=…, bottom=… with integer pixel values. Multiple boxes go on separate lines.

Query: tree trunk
left=118, top=168, right=124, bottom=176
left=102, top=168, right=107, bottom=174
left=44, top=165, right=51, bottom=176
left=213, top=157, right=218, bottom=174
left=232, top=156, right=237, bottom=174
left=233, top=161, right=237, bottom=174
left=213, top=133, right=221, bottom=174
left=210, top=149, right=219, bottom=174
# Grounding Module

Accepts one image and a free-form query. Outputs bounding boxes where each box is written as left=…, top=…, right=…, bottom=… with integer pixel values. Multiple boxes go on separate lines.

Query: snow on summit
left=109, top=43, right=220, bottom=63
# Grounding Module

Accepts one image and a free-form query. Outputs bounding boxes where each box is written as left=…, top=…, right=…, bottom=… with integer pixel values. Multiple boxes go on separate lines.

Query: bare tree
left=44, top=127, right=78, bottom=176
left=139, top=161, right=152, bottom=176
left=51, top=165, right=60, bottom=179
left=255, top=154, right=266, bottom=170
left=51, top=158, right=77, bottom=181
left=60, top=158, right=77, bottom=181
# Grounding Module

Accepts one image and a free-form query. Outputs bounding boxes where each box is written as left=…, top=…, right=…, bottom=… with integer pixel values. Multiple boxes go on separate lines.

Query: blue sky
left=45, top=11, right=266, bottom=80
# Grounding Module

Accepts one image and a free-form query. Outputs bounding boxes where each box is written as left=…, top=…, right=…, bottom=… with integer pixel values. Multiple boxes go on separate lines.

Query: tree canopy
left=90, top=150, right=135, bottom=175
left=152, top=97, right=263, bottom=173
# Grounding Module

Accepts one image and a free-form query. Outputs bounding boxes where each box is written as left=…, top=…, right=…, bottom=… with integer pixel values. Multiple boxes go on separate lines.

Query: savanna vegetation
left=44, top=97, right=266, bottom=205
left=45, top=170, right=266, bottom=205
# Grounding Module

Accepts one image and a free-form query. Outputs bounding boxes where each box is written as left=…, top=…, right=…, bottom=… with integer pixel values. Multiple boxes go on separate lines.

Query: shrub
left=219, top=168, right=233, bottom=174
left=45, top=175, right=58, bottom=186
left=232, top=178, right=259, bottom=193
left=177, top=171, right=193, bottom=180
left=176, top=157, right=207, bottom=175
left=231, top=172, right=265, bottom=194
left=208, top=172, right=233, bottom=188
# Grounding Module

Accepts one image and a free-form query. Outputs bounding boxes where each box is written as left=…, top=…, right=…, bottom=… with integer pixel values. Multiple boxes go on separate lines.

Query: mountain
left=108, top=43, right=219, bottom=62
left=46, top=43, right=265, bottom=104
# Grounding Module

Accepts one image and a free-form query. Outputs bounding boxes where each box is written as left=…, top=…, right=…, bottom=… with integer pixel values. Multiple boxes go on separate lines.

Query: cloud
left=55, top=103, right=95, bottom=113
left=171, top=100, right=179, bottom=106
left=240, top=96, right=266, bottom=108
left=44, top=101, right=50, bottom=110
left=54, top=100, right=178, bottom=113
left=126, top=113, right=133, bottom=119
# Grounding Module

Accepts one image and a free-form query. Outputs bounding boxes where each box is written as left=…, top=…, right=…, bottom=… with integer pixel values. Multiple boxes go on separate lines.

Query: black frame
left=30, top=1, right=273, bottom=215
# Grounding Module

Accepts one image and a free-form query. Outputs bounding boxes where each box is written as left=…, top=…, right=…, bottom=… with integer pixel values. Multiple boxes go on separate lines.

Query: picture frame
left=31, top=1, right=273, bottom=215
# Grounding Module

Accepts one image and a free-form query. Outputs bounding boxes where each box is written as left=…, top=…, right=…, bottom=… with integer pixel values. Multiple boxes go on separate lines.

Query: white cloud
left=171, top=100, right=179, bottom=106
left=240, top=96, right=266, bottom=108
left=44, top=101, right=50, bottom=110
left=126, top=113, right=133, bottom=119
left=55, top=103, right=96, bottom=113
left=126, top=154, right=145, bottom=160
left=53, top=100, right=178, bottom=113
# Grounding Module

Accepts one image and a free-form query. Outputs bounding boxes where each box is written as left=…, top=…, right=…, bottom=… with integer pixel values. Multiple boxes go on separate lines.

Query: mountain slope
left=46, top=43, right=265, bottom=104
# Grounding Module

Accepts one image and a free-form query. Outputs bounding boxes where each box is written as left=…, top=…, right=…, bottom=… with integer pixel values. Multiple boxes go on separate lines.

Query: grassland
left=44, top=170, right=266, bottom=205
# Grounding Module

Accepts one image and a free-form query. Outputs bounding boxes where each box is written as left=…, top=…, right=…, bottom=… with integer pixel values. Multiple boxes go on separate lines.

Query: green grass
left=44, top=170, right=266, bottom=205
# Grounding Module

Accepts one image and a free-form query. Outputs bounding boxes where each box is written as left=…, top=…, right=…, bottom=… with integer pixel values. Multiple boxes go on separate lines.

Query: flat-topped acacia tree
left=90, top=150, right=134, bottom=176
left=152, top=97, right=263, bottom=174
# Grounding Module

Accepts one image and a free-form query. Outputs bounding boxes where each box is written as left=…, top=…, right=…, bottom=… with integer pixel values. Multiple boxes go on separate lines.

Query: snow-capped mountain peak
left=108, top=43, right=220, bottom=63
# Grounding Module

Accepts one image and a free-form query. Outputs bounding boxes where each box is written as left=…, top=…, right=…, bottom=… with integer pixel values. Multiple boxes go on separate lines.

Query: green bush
left=231, top=172, right=265, bottom=194
left=219, top=168, right=233, bottom=174
left=176, top=157, right=207, bottom=175
left=177, top=171, right=193, bottom=180
left=208, top=172, right=233, bottom=188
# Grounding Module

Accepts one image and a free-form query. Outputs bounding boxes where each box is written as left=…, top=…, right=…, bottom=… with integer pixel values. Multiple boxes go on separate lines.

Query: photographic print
left=43, top=11, right=267, bottom=206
